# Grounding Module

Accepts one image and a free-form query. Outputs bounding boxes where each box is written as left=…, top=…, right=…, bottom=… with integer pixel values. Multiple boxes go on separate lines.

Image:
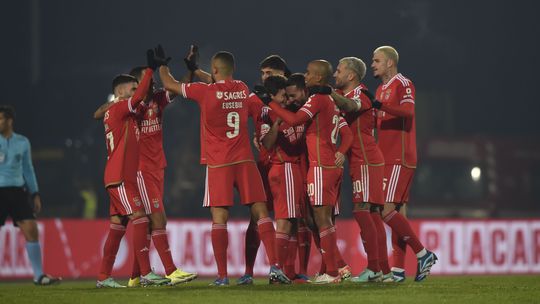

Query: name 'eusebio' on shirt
left=180, top=80, right=262, bottom=167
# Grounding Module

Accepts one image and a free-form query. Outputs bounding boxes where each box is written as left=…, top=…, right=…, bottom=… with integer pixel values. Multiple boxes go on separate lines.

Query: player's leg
left=205, top=165, right=235, bottom=286
left=382, top=166, right=437, bottom=281
left=276, top=218, right=292, bottom=271
left=210, top=206, right=230, bottom=285
left=348, top=165, right=382, bottom=282
left=8, top=187, right=60, bottom=285
left=238, top=216, right=259, bottom=285
left=240, top=162, right=269, bottom=283
left=311, top=205, right=340, bottom=283
left=97, top=213, right=128, bottom=288
left=296, top=218, right=312, bottom=279
left=139, top=169, right=196, bottom=284
left=118, top=182, right=168, bottom=286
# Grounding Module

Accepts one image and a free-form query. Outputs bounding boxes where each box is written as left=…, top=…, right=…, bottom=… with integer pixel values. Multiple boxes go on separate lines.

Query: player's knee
left=18, top=220, right=39, bottom=241
left=150, top=213, right=167, bottom=229
left=353, top=202, right=370, bottom=211
left=394, top=203, right=403, bottom=212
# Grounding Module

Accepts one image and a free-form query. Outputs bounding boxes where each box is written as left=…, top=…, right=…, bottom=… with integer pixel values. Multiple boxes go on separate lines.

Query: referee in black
left=0, top=105, right=60, bottom=285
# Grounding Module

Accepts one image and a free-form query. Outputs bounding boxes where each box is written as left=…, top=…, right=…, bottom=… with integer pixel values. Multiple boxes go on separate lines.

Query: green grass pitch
left=1, top=276, right=539, bottom=304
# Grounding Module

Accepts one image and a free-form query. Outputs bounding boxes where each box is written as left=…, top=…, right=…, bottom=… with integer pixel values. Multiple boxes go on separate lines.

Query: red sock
left=285, top=236, right=297, bottom=279
left=353, top=210, right=380, bottom=272
left=98, top=224, right=126, bottom=281
left=319, top=226, right=338, bottom=277
left=132, top=217, right=152, bottom=276
left=211, top=223, right=228, bottom=278
left=275, top=232, right=289, bottom=269
left=312, top=230, right=326, bottom=274
left=392, top=228, right=407, bottom=269
left=297, top=225, right=311, bottom=275
left=257, top=217, right=277, bottom=265
left=384, top=210, right=423, bottom=256
left=244, top=220, right=260, bottom=276
left=130, top=234, right=150, bottom=279
left=334, top=243, right=347, bottom=269
left=371, top=212, right=391, bottom=274
left=152, top=229, right=176, bottom=275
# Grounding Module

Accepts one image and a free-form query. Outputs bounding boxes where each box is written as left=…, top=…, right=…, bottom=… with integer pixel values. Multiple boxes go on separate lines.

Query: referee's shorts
left=0, top=187, right=35, bottom=226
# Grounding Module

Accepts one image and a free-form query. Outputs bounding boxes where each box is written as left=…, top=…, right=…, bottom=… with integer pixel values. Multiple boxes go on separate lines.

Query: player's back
left=103, top=99, right=140, bottom=187
left=301, top=94, right=345, bottom=167
left=202, top=79, right=256, bottom=167
left=375, top=73, right=416, bottom=167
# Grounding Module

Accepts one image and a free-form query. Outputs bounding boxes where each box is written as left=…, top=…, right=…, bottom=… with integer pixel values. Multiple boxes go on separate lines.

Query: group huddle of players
left=94, top=43, right=437, bottom=287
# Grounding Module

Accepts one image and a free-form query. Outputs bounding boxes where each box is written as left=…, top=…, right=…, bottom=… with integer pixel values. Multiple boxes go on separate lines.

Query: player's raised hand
left=253, top=85, right=272, bottom=105
left=308, top=85, right=332, bottom=95
left=153, top=44, right=172, bottom=67
left=146, top=49, right=159, bottom=70
left=184, top=44, right=199, bottom=72
left=360, top=89, right=382, bottom=109
left=335, top=151, right=345, bottom=168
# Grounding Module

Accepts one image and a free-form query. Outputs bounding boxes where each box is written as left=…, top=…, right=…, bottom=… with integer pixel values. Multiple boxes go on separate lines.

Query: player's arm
left=21, top=138, right=41, bottom=213
left=335, top=118, right=352, bottom=167
left=261, top=118, right=282, bottom=150
left=159, top=66, right=184, bottom=95
left=331, top=91, right=359, bottom=113
left=183, top=44, right=213, bottom=84
left=268, top=102, right=311, bottom=126
left=331, top=91, right=371, bottom=113
left=93, top=101, right=113, bottom=120
left=129, top=67, right=154, bottom=109
left=361, top=88, right=414, bottom=118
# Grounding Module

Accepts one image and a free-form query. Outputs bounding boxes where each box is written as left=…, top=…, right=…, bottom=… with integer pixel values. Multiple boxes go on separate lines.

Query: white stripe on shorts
left=137, top=171, right=152, bottom=214
left=118, top=183, right=132, bottom=214
left=285, top=163, right=295, bottom=217
left=203, top=166, right=210, bottom=207
left=386, top=165, right=401, bottom=203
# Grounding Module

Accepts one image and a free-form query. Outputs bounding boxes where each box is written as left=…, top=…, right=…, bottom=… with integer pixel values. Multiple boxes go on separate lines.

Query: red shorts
left=107, top=181, right=143, bottom=216
left=257, top=161, right=273, bottom=211
left=268, top=163, right=302, bottom=219
left=350, top=164, right=384, bottom=205
left=203, top=162, right=267, bottom=207
left=136, top=169, right=165, bottom=215
left=383, top=165, right=415, bottom=203
left=306, top=166, right=343, bottom=207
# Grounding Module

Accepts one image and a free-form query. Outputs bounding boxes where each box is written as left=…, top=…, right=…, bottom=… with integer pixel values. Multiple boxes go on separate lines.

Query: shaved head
left=212, top=51, right=235, bottom=76
left=304, top=60, right=333, bottom=87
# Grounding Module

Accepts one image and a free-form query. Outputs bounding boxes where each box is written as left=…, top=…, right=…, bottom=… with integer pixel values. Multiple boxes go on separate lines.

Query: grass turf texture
left=1, top=276, right=539, bottom=304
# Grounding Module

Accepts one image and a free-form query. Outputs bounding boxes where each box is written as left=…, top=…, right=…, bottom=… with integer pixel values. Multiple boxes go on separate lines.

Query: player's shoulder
left=395, top=73, right=414, bottom=88
left=13, top=132, right=30, bottom=144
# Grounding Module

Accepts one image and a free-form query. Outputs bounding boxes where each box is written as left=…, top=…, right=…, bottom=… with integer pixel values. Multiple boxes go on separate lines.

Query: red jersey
left=180, top=80, right=262, bottom=167
left=103, top=68, right=153, bottom=187
left=136, top=89, right=173, bottom=171
left=376, top=73, right=416, bottom=167
left=260, top=109, right=305, bottom=164
left=250, top=94, right=272, bottom=165
left=342, top=84, right=384, bottom=166
left=270, top=93, right=351, bottom=168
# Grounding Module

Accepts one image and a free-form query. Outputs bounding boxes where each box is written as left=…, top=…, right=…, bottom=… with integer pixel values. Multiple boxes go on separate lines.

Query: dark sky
left=3, top=0, right=540, bottom=146
left=2, top=0, right=539, bottom=217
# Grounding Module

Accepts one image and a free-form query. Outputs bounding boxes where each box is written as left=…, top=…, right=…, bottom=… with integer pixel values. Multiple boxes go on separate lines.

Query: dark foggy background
left=3, top=0, right=540, bottom=219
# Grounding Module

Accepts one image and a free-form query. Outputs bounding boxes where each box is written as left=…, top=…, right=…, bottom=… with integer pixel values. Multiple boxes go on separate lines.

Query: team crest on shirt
left=216, top=91, right=223, bottom=99
left=384, top=90, right=391, bottom=100
left=152, top=199, right=160, bottom=209
left=134, top=197, right=142, bottom=206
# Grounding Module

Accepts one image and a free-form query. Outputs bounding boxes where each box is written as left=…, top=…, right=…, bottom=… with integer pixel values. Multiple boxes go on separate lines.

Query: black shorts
left=0, top=187, right=35, bottom=226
